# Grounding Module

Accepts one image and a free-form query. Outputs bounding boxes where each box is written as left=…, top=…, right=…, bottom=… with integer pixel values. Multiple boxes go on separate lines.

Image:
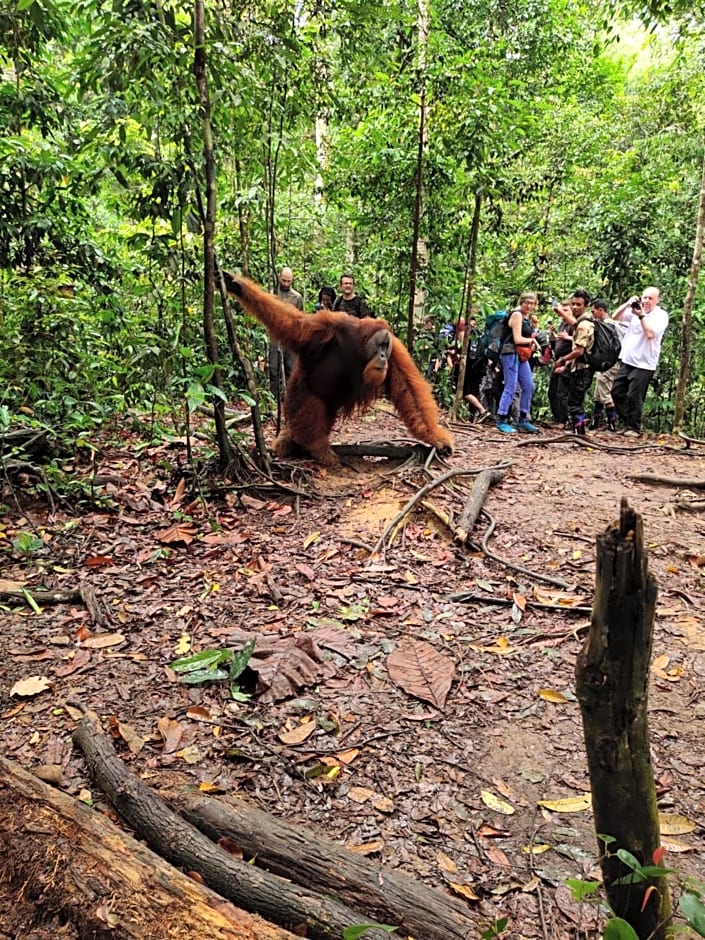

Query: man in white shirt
left=611, top=286, right=668, bottom=437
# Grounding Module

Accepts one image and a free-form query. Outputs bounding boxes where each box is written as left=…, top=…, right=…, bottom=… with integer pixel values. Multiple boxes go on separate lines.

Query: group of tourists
left=449, top=286, right=668, bottom=438
left=267, top=265, right=669, bottom=440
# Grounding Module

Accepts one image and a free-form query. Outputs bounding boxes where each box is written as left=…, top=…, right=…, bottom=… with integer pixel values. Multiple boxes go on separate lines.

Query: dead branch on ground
left=628, top=473, right=705, bottom=488
left=477, top=510, right=572, bottom=589
left=454, top=467, right=509, bottom=543
left=72, top=710, right=407, bottom=940
left=170, top=790, right=475, bottom=940
left=367, top=462, right=512, bottom=558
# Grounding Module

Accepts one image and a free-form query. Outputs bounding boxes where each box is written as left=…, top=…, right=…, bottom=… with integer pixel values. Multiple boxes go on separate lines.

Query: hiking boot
left=589, top=415, right=602, bottom=431
left=574, top=422, right=587, bottom=436
left=475, top=410, right=492, bottom=425
left=623, top=429, right=641, bottom=438
left=496, top=421, right=516, bottom=434
left=516, top=420, right=539, bottom=433
left=607, top=420, right=617, bottom=432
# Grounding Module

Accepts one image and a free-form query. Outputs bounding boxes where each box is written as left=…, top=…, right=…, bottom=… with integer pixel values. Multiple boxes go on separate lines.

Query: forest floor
left=1, top=404, right=705, bottom=940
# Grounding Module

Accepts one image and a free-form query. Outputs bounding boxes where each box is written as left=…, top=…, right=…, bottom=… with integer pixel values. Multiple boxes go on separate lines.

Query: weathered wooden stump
left=575, top=498, right=671, bottom=939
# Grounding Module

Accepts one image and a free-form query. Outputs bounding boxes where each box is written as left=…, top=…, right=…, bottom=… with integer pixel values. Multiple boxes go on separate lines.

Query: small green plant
left=342, top=924, right=397, bottom=939
left=567, top=842, right=705, bottom=938
left=481, top=916, right=508, bottom=939
left=12, top=532, right=45, bottom=556
left=169, top=641, right=255, bottom=700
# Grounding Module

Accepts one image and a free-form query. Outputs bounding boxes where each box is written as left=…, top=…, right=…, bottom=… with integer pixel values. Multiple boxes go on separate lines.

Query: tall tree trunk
left=674, top=148, right=705, bottom=431
left=194, top=0, right=233, bottom=469
left=451, top=192, right=482, bottom=421
left=405, top=0, right=429, bottom=352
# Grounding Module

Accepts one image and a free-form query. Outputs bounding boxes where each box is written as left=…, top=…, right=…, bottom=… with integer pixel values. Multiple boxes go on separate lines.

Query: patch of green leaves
left=480, top=917, right=508, bottom=939
left=342, top=924, right=397, bottom=939
left=170, top=640, right=255, bottom=700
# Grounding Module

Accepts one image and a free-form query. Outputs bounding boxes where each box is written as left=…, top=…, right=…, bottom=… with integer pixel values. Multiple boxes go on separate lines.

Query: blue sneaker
left=517, top=420, right=539, bottom=433
left=496, top=421, right=516, bottom=434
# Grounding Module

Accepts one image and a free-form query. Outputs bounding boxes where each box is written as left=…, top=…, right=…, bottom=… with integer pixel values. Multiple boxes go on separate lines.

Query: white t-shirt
left=620, top=305, right=668, bottom=370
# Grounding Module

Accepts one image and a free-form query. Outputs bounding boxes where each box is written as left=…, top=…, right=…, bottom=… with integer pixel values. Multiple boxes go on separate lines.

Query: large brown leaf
left=387, top=640, right=455, bottom=709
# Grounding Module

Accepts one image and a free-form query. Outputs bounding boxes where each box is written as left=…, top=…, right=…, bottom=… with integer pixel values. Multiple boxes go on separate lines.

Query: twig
left=448, top=591, right=591, bottom=614
left=628, top=473, right=705, bottom=489
left=477, top=510, right=572, bottom=589
left=367, top=462, right=512, bottom=559
left=678, top=431, right=705, bottom=447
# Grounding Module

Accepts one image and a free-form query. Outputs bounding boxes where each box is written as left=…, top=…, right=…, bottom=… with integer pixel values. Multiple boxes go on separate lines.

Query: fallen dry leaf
left=481, top=790, right=515, bottom=815
left=278, top=720, right=317, bottom=745
left=11, top=675, right=52, bottom=697
left=81, top=633, right=126, bottom=650
left=387, top=639, right=456, bottom=709
left=538, top=688, right=569, bottom=704
left=157, top=716, right=183, bottom=754
left=156, top=522, right=198, bottom=546
left=659, top=812, right=696, bottom=835
left=538, top=794, right=592, bottom=813
left=348, top=840, right=384, bottom=855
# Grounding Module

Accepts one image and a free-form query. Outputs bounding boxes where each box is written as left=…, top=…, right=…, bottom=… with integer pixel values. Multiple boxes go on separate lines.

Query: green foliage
left=170, top=641, right=256, bottom=700
left=680, top=883, right=705, bottom=936
left=342, top=924, right=398, bottom=939
left=480, top=917, right=508, bottom=939
left=1, top=0, right=705, bottom=438
left=11, top=532, right=44, bottom=556
left=603, top=919, right=639, bottom=940
left=567, top=844, right=705, bottom=938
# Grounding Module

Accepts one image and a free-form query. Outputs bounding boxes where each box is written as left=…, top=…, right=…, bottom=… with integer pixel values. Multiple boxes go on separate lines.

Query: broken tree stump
left=453, top=467, right=509, bottom=544
left=575, top=499, right=671, bottom=939
left=173, top=790, right=475, bottom=940
left=73, top=711, right=397, bottom=940
left=0, top=754, right=298, bottom=940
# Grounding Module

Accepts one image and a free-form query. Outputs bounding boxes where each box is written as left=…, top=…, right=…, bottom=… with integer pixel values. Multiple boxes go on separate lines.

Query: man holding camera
left=611, top=287, right=668, bottom=437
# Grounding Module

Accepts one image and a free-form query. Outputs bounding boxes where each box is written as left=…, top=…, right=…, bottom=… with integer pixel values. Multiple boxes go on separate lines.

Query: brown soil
left=1, top=408, right=705, bottom=939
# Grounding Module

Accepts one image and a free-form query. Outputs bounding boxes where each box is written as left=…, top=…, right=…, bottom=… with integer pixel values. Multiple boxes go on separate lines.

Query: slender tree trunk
left=451, top=192, right=482, bottom=420
left=194, top=0, right=232, bottom=469
left=674, top=148, right=705, bottom=431
left=406, top=86, right=426, bottom=352
left=405, top=0, right=429, bottom=352
left=235, top=159, right=251, bottom=276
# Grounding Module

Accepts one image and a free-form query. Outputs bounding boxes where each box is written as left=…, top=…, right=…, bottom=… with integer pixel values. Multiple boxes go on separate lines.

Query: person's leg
left=463, top=363, right=491, bottom=421
left=624, top=367, right=654, bottom=431
left=517, top=359, right=535, bottom=415
left=496, top=354, right=519, bottom=432
left=568, top=368, right=594, bottom=435
left=610, top=363, right=630, bottom=425
left=516, top=360, right=539, bottom=432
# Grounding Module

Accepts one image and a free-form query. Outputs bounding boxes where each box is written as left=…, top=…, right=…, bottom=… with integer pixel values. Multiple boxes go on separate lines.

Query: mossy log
left=575, top=499, right=671, bottom=939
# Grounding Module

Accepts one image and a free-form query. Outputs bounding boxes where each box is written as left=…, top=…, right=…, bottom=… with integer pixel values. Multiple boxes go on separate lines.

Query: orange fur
left=223, top=273, right=454, bottom=465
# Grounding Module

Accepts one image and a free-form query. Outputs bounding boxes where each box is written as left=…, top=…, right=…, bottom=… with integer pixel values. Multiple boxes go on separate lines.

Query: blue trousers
left=498, top=353, right=534, bottom=417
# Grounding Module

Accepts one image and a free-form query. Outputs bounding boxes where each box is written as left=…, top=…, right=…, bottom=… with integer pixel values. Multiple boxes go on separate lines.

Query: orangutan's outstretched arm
left=222, top=272, right=335, bottom=351
left=386, top=338, right=454, bottom=454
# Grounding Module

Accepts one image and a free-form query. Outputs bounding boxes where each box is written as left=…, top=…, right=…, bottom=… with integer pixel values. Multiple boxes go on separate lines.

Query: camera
left=631, top=300, right=642, bottom=311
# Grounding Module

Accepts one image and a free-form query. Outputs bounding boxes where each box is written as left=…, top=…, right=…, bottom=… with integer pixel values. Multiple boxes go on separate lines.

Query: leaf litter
left=2, top=411, right=705, bottom=938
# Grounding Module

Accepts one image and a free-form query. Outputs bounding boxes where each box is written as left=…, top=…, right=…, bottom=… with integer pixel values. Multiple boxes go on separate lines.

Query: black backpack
left=481, top=310, right=510, bottom=363
left=582, top=317, right=622, bottom=372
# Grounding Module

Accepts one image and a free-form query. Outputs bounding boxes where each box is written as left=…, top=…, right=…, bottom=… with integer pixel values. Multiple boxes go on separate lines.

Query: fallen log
left=453, top=467, right=509, bottom=543
left=172, top=790, right=475, bottom=940
left=0, top=754, right=298, bottom=940
left=73, top=711, right=398, bottom=940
